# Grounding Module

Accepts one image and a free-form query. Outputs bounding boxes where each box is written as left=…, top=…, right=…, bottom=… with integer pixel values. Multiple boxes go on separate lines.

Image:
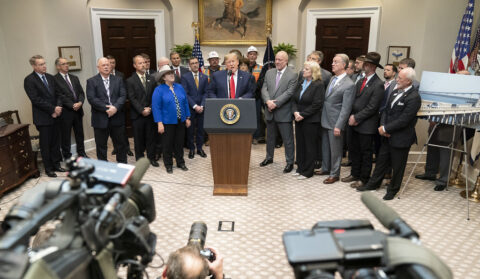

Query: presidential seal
left=220, top=103, right=240, bottom=125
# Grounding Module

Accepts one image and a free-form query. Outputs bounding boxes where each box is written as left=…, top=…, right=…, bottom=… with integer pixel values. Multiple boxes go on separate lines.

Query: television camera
left=283, top=193, right=453, bottom=279
left=0, top=157, right=156, bottom=279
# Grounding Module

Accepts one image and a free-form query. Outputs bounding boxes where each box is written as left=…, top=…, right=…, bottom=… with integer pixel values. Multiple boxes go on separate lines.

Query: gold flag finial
left=192, top=22, right=200, bottom=40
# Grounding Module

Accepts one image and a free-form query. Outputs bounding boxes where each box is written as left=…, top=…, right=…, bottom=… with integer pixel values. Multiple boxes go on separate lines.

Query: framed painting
left=387, top=46, right=410, bottom=66
left=199, top=0, right=272, bottom=45
left=58, top=46, right=82, bottom=71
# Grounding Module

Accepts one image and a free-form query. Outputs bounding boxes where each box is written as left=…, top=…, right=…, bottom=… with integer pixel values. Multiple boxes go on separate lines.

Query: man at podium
left=206, top=53, right=255, bottom=99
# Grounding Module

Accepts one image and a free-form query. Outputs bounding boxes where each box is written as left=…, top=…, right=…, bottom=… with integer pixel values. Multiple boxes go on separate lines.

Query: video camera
left=0, top=157, right=156, bottom=279
left=283, top=193, right=453, bottom=279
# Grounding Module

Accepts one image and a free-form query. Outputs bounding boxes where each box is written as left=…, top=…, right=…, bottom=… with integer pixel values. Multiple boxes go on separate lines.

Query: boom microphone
left=128, top=158, right=150, bottom=190
left=360, top=193, right=419, bottom=240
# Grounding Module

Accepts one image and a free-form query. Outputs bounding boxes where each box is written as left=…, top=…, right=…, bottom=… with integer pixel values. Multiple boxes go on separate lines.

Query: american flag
left=469, top=24, right=480, bottom=71
left=449, top=0, right=475, bottom=73
left=192, top=37, right=205, bottom=72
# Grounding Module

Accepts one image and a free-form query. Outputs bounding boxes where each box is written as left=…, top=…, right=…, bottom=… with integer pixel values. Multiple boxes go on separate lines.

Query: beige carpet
left=1, top=141, right=480, bottom=279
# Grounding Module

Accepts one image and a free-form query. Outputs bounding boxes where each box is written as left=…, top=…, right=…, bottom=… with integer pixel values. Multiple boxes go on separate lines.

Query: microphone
left=361, top=192, right=419, bottom=241
left=227, top=70, right=232, bottom=76
left=128, top=157, right=150, bottom=190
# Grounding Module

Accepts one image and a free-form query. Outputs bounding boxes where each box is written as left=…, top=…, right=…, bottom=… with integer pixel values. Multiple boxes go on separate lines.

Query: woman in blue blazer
left=152, top=65, right=191, bottom=173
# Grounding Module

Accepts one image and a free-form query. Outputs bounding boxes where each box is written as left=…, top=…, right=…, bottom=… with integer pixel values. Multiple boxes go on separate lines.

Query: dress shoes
left=166, top=166, right=173, bottom=174
left=341, top=175, right=359, bottom=183
left=314, top=160, right=321, bottom=170
left=150, top=160, right=159, bottom=167
left=260, top=159, right=273, bottom=167
left=46, top=171, right=57, bottom=178
left=178, top=164, right=189, bottom=171
left=383, top=192, right=397, bottom=200
left=434, top=184, right=447, bottom=191
left=197, top=150, right=207, bottom=158
left=350, top=181, right=364, bottom=188
left=341, top=161, right=352, bottom=167
left=356, top=184, right=378, bottom=192
left=127, top=150, right=134, bottom=156
left=283, top=164, right=294, bottom=173
left=257, top=138, right=266, bottom=144
left=415, top=173, right=437, bottom=181
left=314, top=170, right=330, bottom=176
left=54, top=166, right=66, bottom=172
left=323, top=176, right=339, bottom=184
left=275, top=143, right=282, bottom=148
left=188, top=150, right=195, bottom=159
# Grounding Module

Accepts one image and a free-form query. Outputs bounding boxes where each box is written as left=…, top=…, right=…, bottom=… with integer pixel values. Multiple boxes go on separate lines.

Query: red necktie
left=230, top=75, right=235, bottom=99
left=175, top=68, right=180, bottom=77
left=359, top=77, right=367, bottom=93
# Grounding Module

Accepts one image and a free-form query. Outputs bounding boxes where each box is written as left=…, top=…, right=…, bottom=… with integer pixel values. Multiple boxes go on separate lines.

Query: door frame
left=90, top=8, right=166, bottom=67
left=305, top=7, right=381, bottom=59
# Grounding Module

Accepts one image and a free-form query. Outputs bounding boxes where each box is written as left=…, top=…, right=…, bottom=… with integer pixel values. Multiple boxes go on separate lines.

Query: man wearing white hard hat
left=247, top=46, right=265, bottom=144
left=204, top=51, right=224, bottom=80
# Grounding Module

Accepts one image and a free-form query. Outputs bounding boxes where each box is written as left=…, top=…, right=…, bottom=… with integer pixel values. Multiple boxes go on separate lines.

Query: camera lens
left=188, top=221, right=207, bottom=249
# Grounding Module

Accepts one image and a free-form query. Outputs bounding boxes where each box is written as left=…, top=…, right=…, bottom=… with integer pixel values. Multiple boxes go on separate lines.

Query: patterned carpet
left=1, top=140, right=480, bottom=279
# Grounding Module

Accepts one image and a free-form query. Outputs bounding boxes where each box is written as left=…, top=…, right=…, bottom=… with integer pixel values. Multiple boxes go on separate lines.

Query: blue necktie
left=41, top=75, right=49, bottom=90
left=327, top=76, right=338, bottom=95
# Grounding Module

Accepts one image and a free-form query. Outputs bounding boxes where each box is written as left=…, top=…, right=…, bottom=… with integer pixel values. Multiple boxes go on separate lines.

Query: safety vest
left=250, top=64, right=263, bottom=82
left=204, top=66, right=225, bottom=81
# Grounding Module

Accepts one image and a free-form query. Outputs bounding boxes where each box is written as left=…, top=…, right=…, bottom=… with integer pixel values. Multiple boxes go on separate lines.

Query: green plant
left=273, top=43, right=297, bottom=59
left=171, top=43, right=193, bottom=59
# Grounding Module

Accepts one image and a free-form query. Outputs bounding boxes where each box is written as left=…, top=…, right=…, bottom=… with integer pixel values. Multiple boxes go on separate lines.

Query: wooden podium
left=204, top=99, right=257, bottom=196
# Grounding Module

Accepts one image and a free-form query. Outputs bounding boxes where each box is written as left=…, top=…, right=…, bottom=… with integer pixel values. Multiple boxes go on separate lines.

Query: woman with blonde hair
left=292, top=61, right=325, bottom=179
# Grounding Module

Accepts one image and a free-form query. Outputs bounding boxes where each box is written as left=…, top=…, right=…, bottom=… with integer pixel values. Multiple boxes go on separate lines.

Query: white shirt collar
left=277, top=67, right=286, bottom=75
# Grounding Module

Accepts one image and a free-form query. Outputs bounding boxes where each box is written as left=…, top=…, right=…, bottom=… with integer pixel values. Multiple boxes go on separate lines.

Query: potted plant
left=171, top=43, right=193, bottom=65
left=273, top=43, right=297, bottom=59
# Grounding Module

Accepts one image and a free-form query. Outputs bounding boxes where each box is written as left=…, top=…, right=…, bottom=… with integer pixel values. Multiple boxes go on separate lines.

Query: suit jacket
left=261, top=67, right=298, bottom=122
left=112, top=70, right=124, bottom=80
left=24, top=72, right=62, bottom=126
left=126, top=73, right=156, bottom=120
left=181, top=71, right=209, bottom=110
left=171, top=66, right=190, bottom=83
left=321, top=74, right=355, bottom=130
left=292, top=79, right=325, bottom=123
left=381, top=87, right=421, bottom=148
left=206, top=70, right=255, bottom=99
left=86, top=74, right=126, bottom=129
left=54, top=72, right=85, bottom=116
left=350, top=73, right=384, bottom=134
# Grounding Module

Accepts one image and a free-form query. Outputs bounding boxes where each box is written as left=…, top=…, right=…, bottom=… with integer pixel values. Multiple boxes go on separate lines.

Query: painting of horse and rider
left=199, top=0, right=272, bottom=45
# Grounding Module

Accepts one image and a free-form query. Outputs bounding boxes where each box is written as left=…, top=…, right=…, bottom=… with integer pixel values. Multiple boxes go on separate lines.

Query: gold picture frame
left=198, top=0, right=272, bottom=45
left=58, top=46, right=82, bottom=71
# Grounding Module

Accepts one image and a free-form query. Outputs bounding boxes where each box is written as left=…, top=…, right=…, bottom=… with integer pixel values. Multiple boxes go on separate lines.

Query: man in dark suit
left=170, top=51, right=190, bottom=83
left=141, top=53, right=156, bottom=76
left=107, top=55, right=133, bottom=157
left=126, top=55, right=158, bottom=166
left=54, top=57, right=88, bottom=159
left=260, top=51, right=298, bottom=173
left=318, top=54, right=355, bottom=184
left=181, top=57, right=209, bottom=159
left=24, top=55, right=64, bottom=177
left=206, top=53, right=255, bottom=99
left=357, top=67, right=421, bottom=200
left=341, top=52, right=384, bottom=188
left=86, top=57, right=127, bottom=163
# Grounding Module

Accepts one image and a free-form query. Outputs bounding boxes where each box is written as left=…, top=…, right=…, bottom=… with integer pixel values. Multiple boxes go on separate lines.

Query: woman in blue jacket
left=152, top=65, right=191, bottom=173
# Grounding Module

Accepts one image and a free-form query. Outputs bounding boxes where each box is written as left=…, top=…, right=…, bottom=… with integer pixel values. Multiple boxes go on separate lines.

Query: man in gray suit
left=260, top=51, right=298, bottom=173
left=317, top=53, right=355, bottom=184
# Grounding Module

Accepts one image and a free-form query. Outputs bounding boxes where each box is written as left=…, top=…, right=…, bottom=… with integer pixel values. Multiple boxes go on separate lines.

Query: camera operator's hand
left=205, top=246, right=224, bottom=279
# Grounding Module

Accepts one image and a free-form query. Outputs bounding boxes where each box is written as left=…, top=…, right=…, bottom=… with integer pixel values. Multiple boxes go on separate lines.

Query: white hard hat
left=247, top=46, right=258, bottom=53
left=208, top=51, right=219, bottom=59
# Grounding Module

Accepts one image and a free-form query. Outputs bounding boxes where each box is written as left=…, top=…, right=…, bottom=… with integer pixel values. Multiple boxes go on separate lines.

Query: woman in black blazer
left=292, top=61, right=325, bottom=179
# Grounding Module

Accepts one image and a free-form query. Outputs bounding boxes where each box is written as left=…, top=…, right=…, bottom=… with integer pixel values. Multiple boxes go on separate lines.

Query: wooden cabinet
left=0, top=124, right=40, bottom=197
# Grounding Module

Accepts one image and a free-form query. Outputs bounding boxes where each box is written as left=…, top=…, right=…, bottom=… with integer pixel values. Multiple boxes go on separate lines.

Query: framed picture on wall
left=387, top=46, right=410, bottom=66
left=58, top=46, right=82, bottom=71
left=198, top=0, right=272, bottom=45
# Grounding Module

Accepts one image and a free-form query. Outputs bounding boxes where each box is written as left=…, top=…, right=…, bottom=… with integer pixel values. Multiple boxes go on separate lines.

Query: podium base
left=213, top=184, right=248, bottom=196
